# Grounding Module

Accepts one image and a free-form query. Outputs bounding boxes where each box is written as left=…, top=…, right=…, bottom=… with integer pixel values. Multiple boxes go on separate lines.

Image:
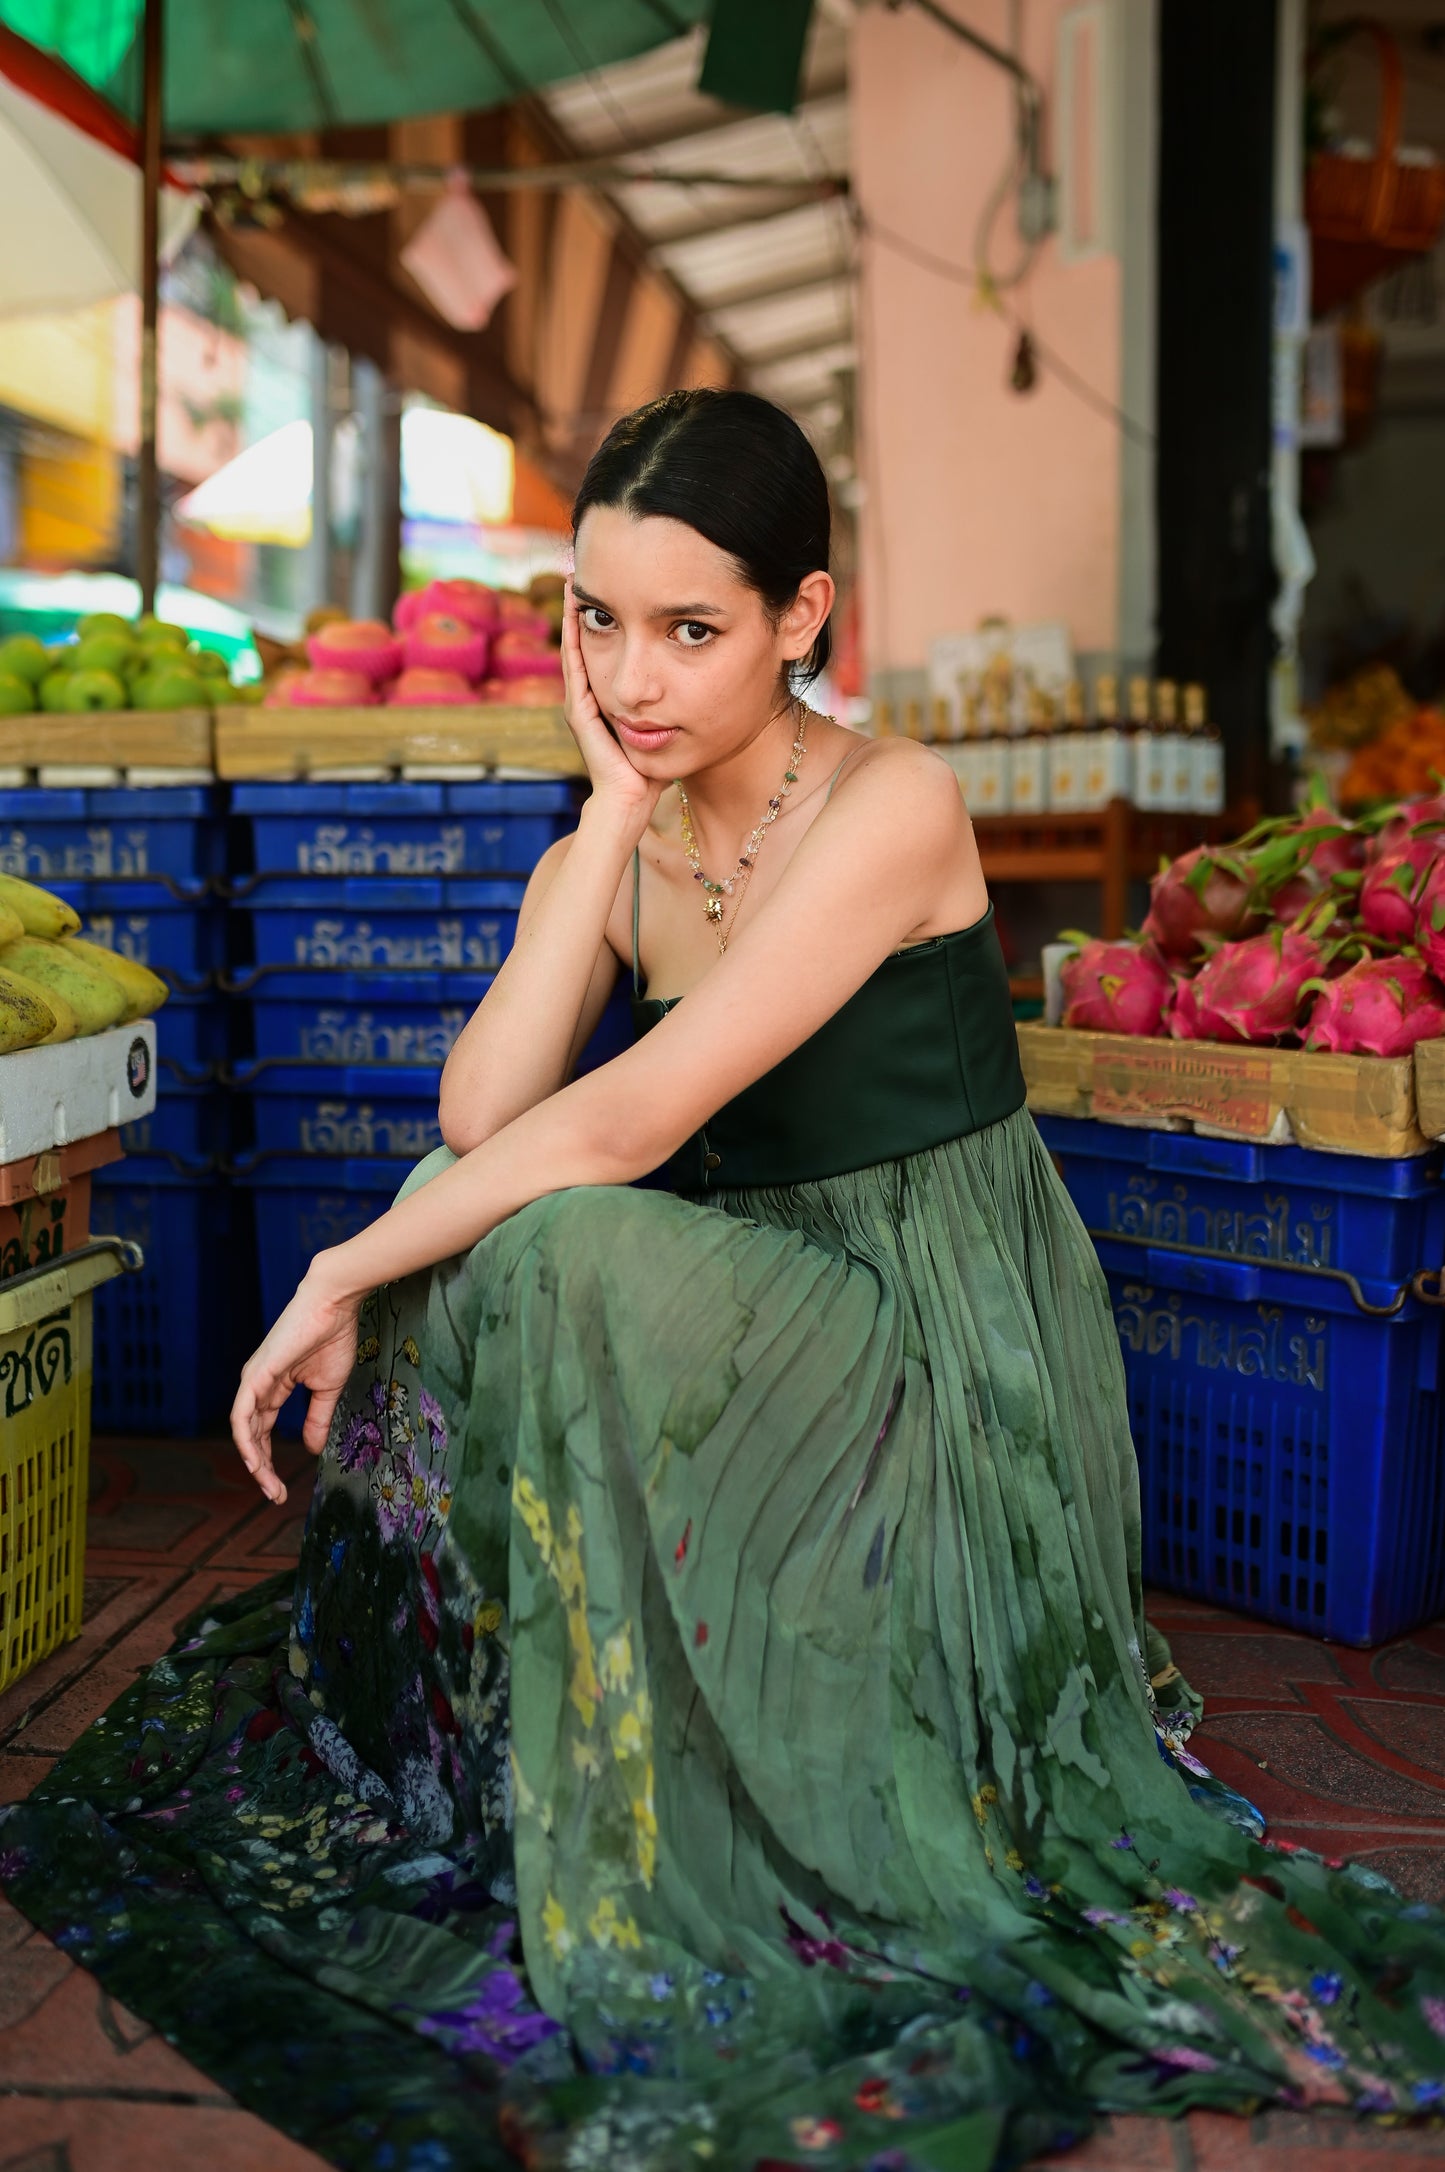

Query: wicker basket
left=1307, top=23, right=1445, bottom=316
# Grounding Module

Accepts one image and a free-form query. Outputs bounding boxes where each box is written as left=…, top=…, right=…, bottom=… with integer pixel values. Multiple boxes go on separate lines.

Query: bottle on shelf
left=1080, top=673, right=1129, bottom=809
left=1129, top=675, right=1169, bottom=812
left=1048, top=677, right=1086, bottom=813
left=1008, top=685, right=1051, bottom=815
left=973, top=681, right=1011, bottom=815
left=873, top=698, right=895, bottom=739
left=938, top=686, right=980, bottom=802
left=1154, top=679, right=1192, bottom=812
left=931, top=696, right=951, bottom=747
left=903, top=696, right=925, bottom=742
left=1186, top=682, right=1224, bottom=814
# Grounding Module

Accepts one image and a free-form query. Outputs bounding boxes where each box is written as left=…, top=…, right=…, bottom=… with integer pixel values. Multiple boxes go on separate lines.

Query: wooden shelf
left=971, top=800, right=1242, bottom=938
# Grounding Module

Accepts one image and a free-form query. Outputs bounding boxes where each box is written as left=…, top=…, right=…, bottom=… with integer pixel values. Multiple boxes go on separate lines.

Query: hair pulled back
left=571, top=389, right=832, bottom=685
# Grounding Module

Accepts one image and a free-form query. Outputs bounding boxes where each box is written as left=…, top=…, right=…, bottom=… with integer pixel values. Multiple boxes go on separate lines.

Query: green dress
left=4, top=882, right=1445, bottom=2172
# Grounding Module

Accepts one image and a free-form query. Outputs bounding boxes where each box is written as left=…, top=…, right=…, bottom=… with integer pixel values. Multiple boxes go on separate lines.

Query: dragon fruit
left=1141, top=847, right=1268, bottom=961
left=1287, top=804, right=1367, bottom=879
left=1371, top=792, right=1445, bottom=860
left=1059, top=938, right=1173, bottom=1036
left=1304, top=955, right=1445, bottom=1057
left=1360, top=833, right=1445, bottom=945
left=1169, top=907, right=1342, bottom=1045
left=1414, top=857, right=1445, bottom=978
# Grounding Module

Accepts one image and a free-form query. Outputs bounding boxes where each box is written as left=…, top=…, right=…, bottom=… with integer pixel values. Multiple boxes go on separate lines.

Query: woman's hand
left=230, top=1258, right=362, bottom=1503
left=561, top=579, right=664, bottom=838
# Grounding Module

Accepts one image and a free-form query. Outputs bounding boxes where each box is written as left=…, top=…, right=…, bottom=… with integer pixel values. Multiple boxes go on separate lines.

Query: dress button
left=704, top=1152, right=722, bottom=1171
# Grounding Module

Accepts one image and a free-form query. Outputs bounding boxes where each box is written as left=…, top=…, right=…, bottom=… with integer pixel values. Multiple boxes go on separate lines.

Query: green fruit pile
left=0, top=613, right=247, bottom=717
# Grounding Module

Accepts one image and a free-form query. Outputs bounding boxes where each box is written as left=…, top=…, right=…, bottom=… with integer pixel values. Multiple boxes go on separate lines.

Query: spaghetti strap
left=631, top=847, right=642, bottom=996
left=823, top=749, right=856, bottom=804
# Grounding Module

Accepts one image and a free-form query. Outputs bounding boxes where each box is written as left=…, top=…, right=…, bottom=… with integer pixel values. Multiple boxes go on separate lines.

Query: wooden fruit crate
left=212, top=702, right=582, bottom=780
left=1019, top=1021, right=1426, bottom=1158
left=0, top=709, right=213, bottom=774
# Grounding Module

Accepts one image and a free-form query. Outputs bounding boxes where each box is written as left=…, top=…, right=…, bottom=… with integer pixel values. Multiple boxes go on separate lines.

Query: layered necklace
left=675, top=705, right=808, bottom=953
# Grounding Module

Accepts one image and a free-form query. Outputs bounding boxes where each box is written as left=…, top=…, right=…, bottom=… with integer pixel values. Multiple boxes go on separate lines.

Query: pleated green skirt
left=4, top=1106, right=1445, bottom=2172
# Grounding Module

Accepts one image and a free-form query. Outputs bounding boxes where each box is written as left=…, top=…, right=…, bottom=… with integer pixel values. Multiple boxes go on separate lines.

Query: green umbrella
left=0, top=0, right=707, bottom=134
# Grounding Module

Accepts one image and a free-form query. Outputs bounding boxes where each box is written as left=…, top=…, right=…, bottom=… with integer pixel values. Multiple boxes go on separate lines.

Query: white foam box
left=0, top=1020, right=157, bottom=1166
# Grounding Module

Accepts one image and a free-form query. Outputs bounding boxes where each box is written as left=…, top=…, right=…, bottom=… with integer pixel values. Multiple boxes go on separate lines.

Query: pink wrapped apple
left=283, top=668, right=380, bottom=708
left=491, top=628, right=560, bottom=681
left=386, top=667, right=476, bottom=707
left=305, top=618, right=402, bottom=685
left=402, top=612, right=489, bottom=681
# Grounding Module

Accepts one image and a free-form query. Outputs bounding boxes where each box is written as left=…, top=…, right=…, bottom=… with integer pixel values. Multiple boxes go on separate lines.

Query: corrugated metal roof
left=539, top=16, right=854, bottom=443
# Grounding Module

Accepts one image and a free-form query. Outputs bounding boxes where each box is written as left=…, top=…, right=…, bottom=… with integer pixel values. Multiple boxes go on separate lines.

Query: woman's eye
left=579, top=606, right=613, bottom=633
left=675, top=621, right=713, bottom=648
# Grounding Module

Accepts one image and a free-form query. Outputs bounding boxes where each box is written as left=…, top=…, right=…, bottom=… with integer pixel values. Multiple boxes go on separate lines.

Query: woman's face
left=572, top=506, right=829, bottom=774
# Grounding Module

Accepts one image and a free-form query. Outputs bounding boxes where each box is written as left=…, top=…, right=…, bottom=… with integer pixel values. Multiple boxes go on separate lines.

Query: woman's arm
left=232, top=745, right=979, bottom=1497
left=438, top=578, right=662, bottom=1154
left=437, top=808, right=628, bottom=1154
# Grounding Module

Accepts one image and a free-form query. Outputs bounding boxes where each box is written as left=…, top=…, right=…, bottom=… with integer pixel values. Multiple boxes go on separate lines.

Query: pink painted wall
left=853, top=0, right=1124, bottom=675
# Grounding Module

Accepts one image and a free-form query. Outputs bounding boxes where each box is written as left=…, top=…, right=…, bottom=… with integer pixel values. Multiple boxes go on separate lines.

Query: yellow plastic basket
left=0, top=1240, right=141, bottom=1695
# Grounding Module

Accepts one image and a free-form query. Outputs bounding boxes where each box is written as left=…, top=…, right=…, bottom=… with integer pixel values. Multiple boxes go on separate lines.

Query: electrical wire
left=858, top=211, right=1156, bottom=449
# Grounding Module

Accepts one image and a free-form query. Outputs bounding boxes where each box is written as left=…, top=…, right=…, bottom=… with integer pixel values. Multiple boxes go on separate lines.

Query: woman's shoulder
left=824, top=730, right=970, bottom=828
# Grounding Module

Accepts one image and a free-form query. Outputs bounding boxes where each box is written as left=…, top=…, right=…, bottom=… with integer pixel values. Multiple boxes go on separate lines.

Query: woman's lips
left=611, top=716, right=680, bottom=752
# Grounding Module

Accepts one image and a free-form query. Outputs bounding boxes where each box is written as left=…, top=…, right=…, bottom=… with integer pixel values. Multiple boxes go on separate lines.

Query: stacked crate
left=228, top=780, right=626, bottom=1427
left=0, top=785, right=236, bottom=1434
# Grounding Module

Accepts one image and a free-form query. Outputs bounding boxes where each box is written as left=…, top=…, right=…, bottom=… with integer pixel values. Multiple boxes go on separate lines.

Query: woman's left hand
left=230, top=1260, right=361, bottom=1503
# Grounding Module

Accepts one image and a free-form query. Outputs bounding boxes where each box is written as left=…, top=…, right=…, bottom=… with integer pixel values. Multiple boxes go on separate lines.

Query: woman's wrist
left=305, top=1244, right=369, bottom=1308
left=577, top=792, right=656, bottom=855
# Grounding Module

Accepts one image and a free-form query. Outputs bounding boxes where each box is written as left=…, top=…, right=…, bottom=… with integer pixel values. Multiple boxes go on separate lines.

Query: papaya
left=0, top=966, right=57, bottom=1052
left=0, top=873, right=81, bottom=939
left=0, top=936, right=127, bottom=1034
left=61, top=936, right=168, bottom=1020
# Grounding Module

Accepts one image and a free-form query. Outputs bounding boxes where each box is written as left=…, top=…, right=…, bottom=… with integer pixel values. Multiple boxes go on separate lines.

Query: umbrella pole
left=137, top=0, right=164, bottom=615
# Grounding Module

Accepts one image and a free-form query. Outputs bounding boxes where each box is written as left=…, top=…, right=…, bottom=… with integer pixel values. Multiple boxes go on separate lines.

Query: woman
left=5, top=392, right=1444, bottom=2172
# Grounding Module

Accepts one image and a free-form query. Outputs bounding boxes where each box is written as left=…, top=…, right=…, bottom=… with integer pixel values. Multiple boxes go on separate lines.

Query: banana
left=1, top=967, right=77, bottom=1044
left=0, top=872, right=81, bottom=939
left=0, top=966, right=58, bottom=1051
left=0, top=906, right=23, bottom=947
left=61, top=935, right=168, bottom=1021
left=0, top=936, right=128, bottom=1034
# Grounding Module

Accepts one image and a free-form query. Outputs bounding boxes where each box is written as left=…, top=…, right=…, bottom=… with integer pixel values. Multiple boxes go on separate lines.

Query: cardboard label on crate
left=1091, top=1040, right=1277, bottom=1131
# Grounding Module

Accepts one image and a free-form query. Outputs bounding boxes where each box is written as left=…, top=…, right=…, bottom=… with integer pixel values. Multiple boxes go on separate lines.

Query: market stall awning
left=0, top=0, right=710, bottom=134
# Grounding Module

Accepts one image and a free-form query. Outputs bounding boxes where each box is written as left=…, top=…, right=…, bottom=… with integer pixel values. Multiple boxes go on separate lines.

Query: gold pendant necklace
left=676, top=710, right=808, bottom=953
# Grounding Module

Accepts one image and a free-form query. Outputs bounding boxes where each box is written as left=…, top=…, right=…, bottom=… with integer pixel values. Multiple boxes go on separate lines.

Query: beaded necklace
left=675, top=707, right=808, bottom=953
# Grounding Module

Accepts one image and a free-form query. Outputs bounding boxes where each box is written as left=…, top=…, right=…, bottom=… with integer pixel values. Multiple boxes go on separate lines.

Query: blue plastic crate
left=90, top=1168, right=245, bottom=1437
left=63, top=896, right=227, bottom=988
left=1034, top=1117, right=1445, bottom=1286
left=153, top=997, right=229, bottom=1072
left=0, top=786, right=224, bottom=881
left=1039, top=1115, right=1445, bottom=1644
left=232, top=779, right=578, bottom=881
left=116, top=1083, right=229, bottom=1161
left=237, top=882, right=525, bottom=974
left=237, top=1065, right=443, bottom=1161
left=235, top=970, right=633, bottom=1075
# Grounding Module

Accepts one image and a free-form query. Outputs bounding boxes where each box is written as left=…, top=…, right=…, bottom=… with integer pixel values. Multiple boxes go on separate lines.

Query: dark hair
left=571, top=388, right=832, bottom=685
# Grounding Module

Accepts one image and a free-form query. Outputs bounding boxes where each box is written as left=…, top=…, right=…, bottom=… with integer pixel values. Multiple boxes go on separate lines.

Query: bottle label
left=973, top=743, right=1009, bottom=814
left=1167, top=737, right=1194, bottom=812
left=1193, top=740, right=1224, bottom=815
left=937, top=744, right=980, bottom=804
left=1081, top=729, right=1130, bottom=807
left=1048, top=739, right=1079, bottom=811
left=1133, top=735, right=1169, bottom=811
left=1009, top=740, right=1047, bottom=813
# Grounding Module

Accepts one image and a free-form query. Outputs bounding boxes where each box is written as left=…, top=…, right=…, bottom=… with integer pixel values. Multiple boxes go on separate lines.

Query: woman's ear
left=778, top=569, right=835, bottom=663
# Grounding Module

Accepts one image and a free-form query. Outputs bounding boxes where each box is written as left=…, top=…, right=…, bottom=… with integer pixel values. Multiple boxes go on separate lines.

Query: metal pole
left=308, top=329, right=333, bottom=612
left=137, top=0, right=163, bottom=614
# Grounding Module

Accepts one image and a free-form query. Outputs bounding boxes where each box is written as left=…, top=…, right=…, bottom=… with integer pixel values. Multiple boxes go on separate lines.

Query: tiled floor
left=1, top=1435, right=1443, bottom=2171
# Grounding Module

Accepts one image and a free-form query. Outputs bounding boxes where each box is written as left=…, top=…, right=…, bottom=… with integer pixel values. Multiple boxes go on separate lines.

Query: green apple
left=132, top=663, right=206, bottom=711
left=136, top=616, right=188, bottom=652
left=77, top=612, right=135, bottom=642
left=0, top=634, right=52, bottom=685
left=0, top=672, right=35, bottom=715
left=229, top=680, right=265, bottom=706
left=39, top=668, right=74, bottom=712
left=188, top=645, right=231, bottom=681
left=74, top=634, right=136, bottom=679
left=61, top=668, right=128, bottom=712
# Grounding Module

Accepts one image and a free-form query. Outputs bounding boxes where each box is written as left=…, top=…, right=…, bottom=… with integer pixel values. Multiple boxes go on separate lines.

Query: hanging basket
left=1306, top=22, right=1445, bottom=317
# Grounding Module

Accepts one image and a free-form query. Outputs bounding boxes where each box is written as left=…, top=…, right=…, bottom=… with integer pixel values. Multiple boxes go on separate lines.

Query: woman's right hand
left=561, top=579, right=664, bottom=837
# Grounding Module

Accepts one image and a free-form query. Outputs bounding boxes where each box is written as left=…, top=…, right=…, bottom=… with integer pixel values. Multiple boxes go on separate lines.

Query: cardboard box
left=1017, top=1022, right=1426, bottom=1157
left=1416, top=1037, right=1445, bottom=1140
